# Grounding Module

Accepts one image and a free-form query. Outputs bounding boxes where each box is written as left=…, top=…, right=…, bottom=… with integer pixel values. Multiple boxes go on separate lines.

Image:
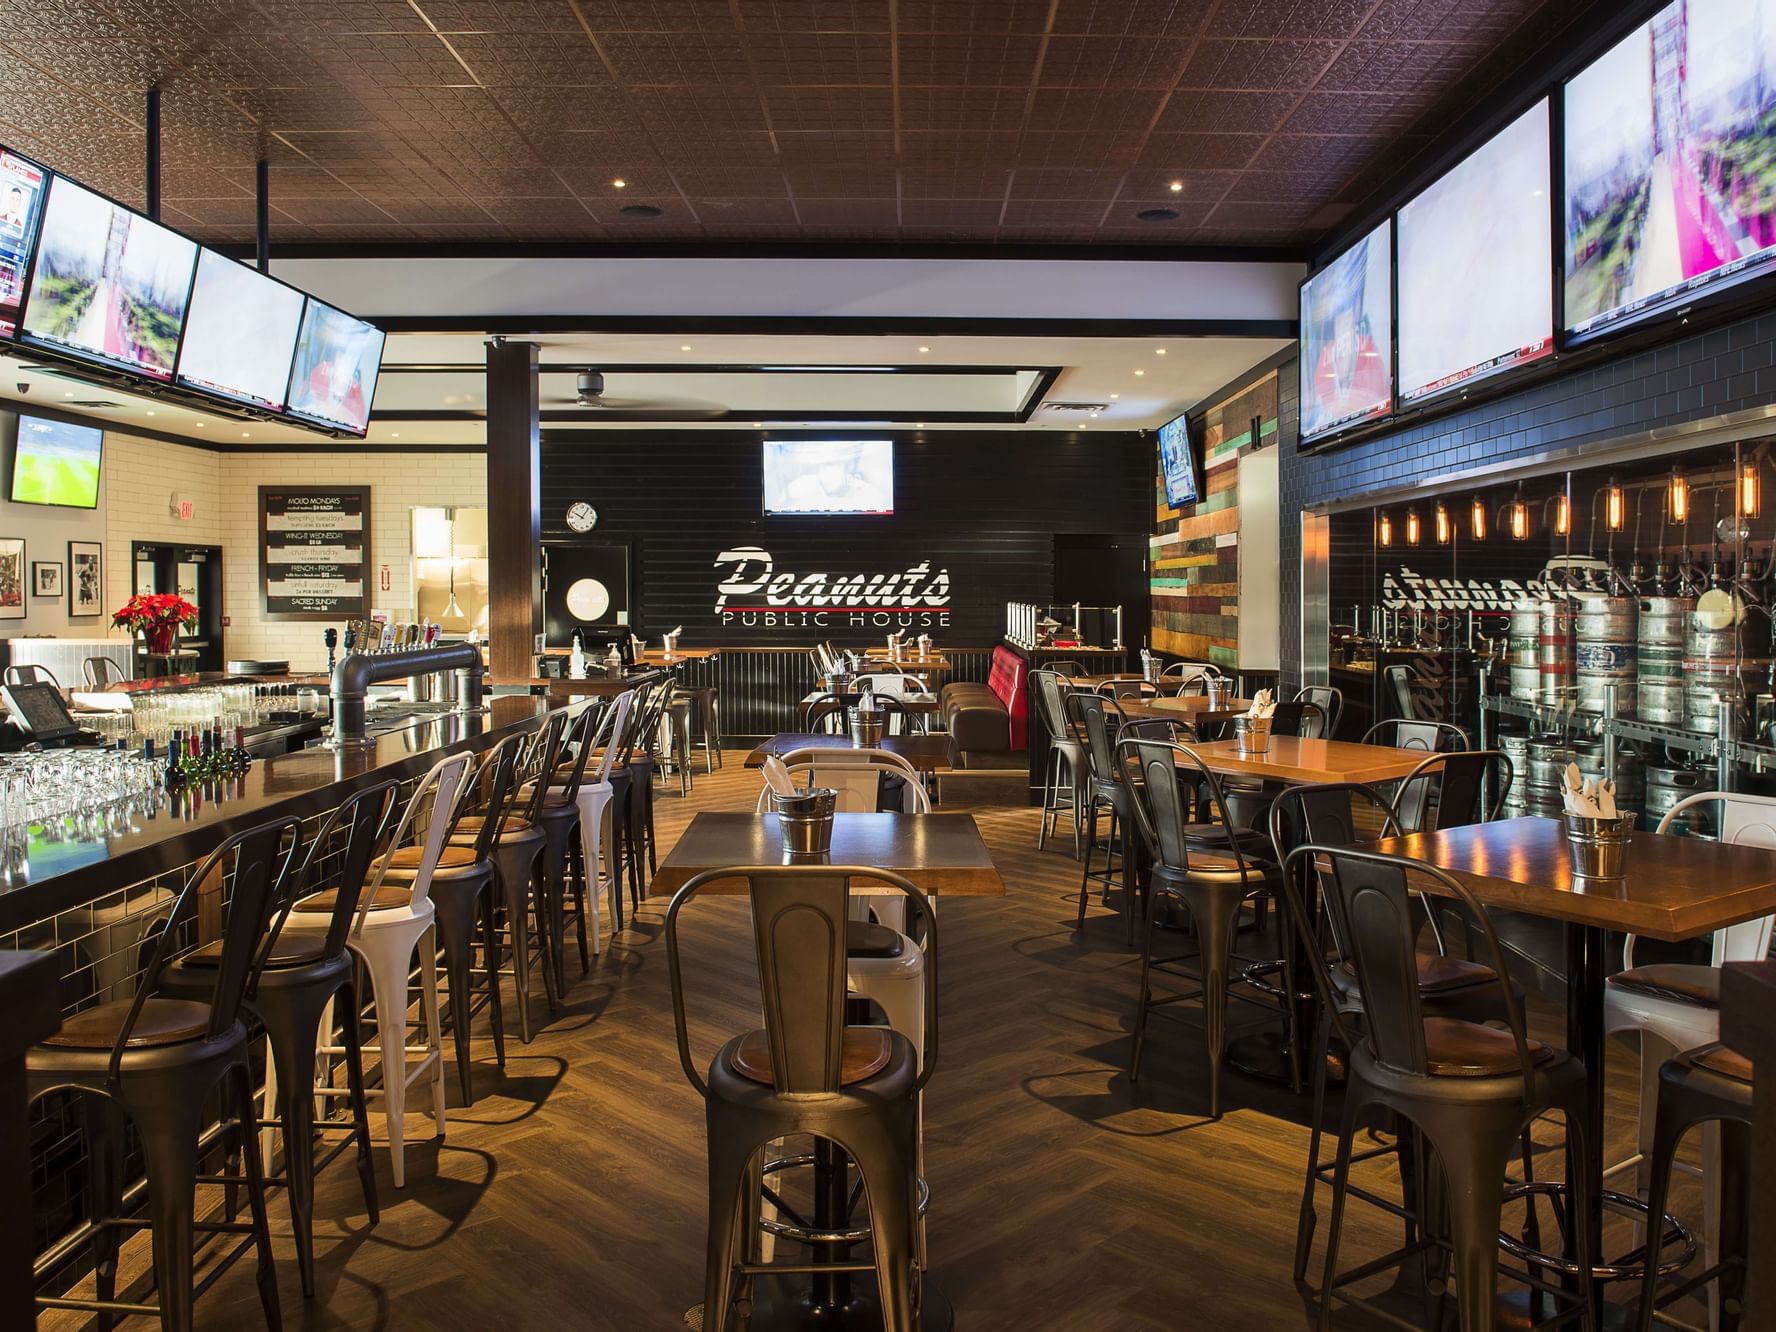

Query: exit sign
left=176, top=499, right=195, bottom=520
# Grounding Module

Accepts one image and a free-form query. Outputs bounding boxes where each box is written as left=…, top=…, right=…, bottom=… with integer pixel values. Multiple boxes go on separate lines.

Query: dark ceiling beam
left=366, top=315, right=1297, bottom=339
left=211, top=240, right=1309, bottom=264
left=144, top=87, right=161, bottom=223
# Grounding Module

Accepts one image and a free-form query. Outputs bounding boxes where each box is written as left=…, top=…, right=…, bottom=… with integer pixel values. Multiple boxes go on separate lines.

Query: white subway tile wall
left=102, top=434, right=223, bottom=641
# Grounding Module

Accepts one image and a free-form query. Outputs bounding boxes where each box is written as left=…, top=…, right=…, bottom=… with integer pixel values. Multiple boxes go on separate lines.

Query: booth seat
left=940, top=645, right=1027, bottom=769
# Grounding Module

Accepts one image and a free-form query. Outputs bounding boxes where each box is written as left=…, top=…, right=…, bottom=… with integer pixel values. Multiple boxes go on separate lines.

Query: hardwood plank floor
left=44, top=759, right=1707, bottom=1329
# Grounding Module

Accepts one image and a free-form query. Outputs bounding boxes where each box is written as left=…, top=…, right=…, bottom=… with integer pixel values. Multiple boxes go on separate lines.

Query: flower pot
left=145, top=624, right=177, bottom=655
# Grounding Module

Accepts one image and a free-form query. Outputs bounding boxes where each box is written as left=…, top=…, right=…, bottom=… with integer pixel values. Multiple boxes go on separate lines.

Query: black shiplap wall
left=539, top=429, right=1151, bottom=645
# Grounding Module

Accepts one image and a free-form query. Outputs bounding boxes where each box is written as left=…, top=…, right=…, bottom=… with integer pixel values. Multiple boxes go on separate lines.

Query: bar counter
left=0, top=694, right=558, bottom=935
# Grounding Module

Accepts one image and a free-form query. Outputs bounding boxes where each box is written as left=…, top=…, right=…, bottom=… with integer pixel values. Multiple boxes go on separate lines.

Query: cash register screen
left=2, top=681, right=82, bottom=740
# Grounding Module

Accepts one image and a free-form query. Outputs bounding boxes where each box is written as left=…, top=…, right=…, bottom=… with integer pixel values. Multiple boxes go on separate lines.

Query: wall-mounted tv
left=176, top=249, right=305, bottom=411
left=11, top=414, right=102, bottom=509
left=1157, top=412, right=1198, bottom=508
left=0, top=149, right=48, bottom=339
left=1299, top=219, right=1393, bottom=443
left=284, top=299, right=385, bottom=435
left=1564, top=0, right=1776, bottom=341
left=763, top=439, right=894, bottom=515
left=1399, top=99, right=1554, bottom=402
left=19, top=176, right=197, bottom=381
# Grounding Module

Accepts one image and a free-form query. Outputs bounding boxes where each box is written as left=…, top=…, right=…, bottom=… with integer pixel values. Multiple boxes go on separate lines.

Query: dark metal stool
left=667, top=864, right=936, bottom=1331
left=1638, top=1042, right=1752, bottom=1331
left=680, top=684, right=723, bottom=773
left=534, top=703, right=600, bottom=997
left=30, top=816, right=302, bottom=1331
left=161, top=782, right=393, bottom=1299
left=1071, top=692, right=1136, bottom=940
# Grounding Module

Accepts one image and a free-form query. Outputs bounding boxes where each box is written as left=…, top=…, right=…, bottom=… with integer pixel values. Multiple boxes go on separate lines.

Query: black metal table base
left=686, top=1278, right=954, bottom=1331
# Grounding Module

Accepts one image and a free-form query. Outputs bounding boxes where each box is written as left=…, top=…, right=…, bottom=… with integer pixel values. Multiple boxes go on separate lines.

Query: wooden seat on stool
left=42, top=998, right=213, bottom=1049
left=372, top=844, right=481, bottom=872
left=1611, top=964, right=1721, bottom=1007
left=185, top=932, right=327, bottom=968
left=731, top=1027, right=894, bottom=1086
left=1421, top=1017, right=1554, bottom=1077
left=298, top=884, right=413, bottom=911
left=451, top=814, right=534, bottom=836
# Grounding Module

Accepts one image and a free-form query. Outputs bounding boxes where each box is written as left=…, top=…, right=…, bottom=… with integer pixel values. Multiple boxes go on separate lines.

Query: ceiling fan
left=542, top=369, right=726, bottom=420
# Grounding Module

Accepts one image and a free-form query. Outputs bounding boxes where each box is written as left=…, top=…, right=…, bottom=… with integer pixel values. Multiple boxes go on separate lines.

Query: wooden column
left=486, top=339, right=541, bottom=682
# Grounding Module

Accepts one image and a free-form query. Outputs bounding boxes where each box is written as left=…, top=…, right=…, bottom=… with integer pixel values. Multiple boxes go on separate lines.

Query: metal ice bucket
left=773, top=787, right=838, bottom=856
left=1234, top=716, right=1271, bottom=754
left=850, top=709, right=885, bottom=747
left=1564, top=812, right=1635, bottom=881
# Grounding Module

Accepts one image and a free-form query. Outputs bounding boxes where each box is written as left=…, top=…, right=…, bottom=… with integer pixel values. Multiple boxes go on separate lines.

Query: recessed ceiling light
left=612, top=178, right=626, bottom=188
left=680, top=344, right=692, bottom=352
left=918, top=346, right=930, bottom=353
left=1134, top=369, right=1145, bottom=376
left=916, top=422, right=925, bottom=428
left=145, top=410, right=156, bottom=416
left=1168, top=181, right=1183, bottom=193
left=1155, top=348, right=1167, bottom=355
left=1110, top=393, right=1120, bottom=400
left=1136, top=207, right=1180, bottom=222
left=391, top=432, right=400, bottom=438
left=63, top=390, right=73, bottom=398
left=753, top=421, right=763, bottom=427
left=241, top=431, right=250, bottom=438
left=194, top=421, right=205, bottom=428
left=619, top=203, right=662, bottom=218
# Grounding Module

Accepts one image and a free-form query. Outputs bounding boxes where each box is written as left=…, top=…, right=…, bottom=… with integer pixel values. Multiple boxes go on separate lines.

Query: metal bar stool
left=29, top=815, right=303, bottom=1331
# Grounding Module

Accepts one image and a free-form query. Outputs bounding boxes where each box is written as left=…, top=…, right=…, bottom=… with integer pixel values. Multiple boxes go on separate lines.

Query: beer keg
left=1637, top=595, right=1691, bottom=724
left=1537, top=597, right=1576, bottom=706
left=1525, top=737, right=1592, bottom=817
left=1498, top=732, right=1530, bottom=815
left=1646, top=764, right=1713, bottom=836
left=1573, top=593, right=1636, bottom=716
left=1508, top=600, right=1541, bottom=702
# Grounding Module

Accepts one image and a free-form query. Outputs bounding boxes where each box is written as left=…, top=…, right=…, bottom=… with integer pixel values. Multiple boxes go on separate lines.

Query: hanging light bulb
left=1605, top=477, right=1625, bottom=532
left=1406, top=509, right=1422, bottom=545
left=1554, top=493, right=1571, bottom=537
left=1377, top=511, right=1392, bottom=547
left=1470, top=495, right=1487, bottom=541
left=1742, top=460, right=1762, bottom=518
left=1434, top=502, right=1451, bottom=545
left=1509, top=486, right=1529, bottom=541
left=1668, top=467, right=1689, bottom=524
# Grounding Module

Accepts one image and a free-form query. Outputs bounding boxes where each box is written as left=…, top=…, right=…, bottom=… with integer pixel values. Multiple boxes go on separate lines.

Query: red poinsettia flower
left=112, top=593, right=199, bottom=631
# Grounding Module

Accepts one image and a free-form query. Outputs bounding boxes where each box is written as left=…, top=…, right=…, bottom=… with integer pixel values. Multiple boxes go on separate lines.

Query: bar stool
left=546, top=690, right=634, bottom=957
left=1637, top=1042, right=1752, bottom=1332
left=29, top=815, right=302, bottom=1331
left=83, top=656, right=127, bottom=687
left=531, top=702, right=602, bottom=993
left=666, top=863, right=936, bottom=1331
left=1280, top=843, right=1595, bottom=1332
left=282, top=751, right=472, bottom=1188
left=1032, top=669, right=1086, bottom=857
left=5, top=662, right=59, bottom=688
left=1071, top=691, right=1136, bottom=938
left=161, top=782, right=393, bottom=1298
left=678, top=682, right=724, bottom=772
left=1120, top=736, right=1281, bottom=1117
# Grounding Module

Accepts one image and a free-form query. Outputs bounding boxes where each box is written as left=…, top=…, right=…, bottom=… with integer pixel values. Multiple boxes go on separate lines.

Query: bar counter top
left=0, top=694, right=558, bottom=934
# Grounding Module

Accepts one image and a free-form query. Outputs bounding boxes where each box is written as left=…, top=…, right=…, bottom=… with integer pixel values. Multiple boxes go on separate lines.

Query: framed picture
left=0, top=539, right=23, bottom=620
left=31, top=561, right=62, bottom=599
left=68, top=541, right=102, bottom=617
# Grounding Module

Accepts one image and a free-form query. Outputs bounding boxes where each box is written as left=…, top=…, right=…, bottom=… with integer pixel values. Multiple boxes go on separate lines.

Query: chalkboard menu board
left=259, top=485, right=370, bottom=621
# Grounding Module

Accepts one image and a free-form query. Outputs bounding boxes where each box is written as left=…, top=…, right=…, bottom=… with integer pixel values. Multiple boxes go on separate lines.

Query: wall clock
left=566, top=501, right=598, bottom=533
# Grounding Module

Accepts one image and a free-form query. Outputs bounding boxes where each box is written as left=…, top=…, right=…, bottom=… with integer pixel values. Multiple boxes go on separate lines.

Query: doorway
left=132, top=542, right=224, bottom=671
left=1053, top=533, right=1148, bottom=646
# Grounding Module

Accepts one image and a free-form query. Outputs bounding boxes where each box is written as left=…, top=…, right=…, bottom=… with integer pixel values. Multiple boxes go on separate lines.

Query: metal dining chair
left=82, top=656, right=127, bottom=687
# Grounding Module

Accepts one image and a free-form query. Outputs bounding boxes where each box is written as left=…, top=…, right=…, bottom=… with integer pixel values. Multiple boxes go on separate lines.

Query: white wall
left=104, top=434, right=224, bottom=641
left=218, top=450, right=485, bottom=669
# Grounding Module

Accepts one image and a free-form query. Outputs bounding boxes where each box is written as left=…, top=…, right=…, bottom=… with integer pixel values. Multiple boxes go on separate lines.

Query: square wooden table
left=1373, top=815, right=1776, bottom=1305
left=745, top=732, right=951, bottom=773
left=1181, top=736, right=1428, bottom=785
left=650, top=811, right=1005, bottom=896
left=1145, top=695, right=1254, bottom=725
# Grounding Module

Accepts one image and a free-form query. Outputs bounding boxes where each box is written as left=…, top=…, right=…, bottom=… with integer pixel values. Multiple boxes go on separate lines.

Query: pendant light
left=1668, top=467, right=1689, bottom=524
left=1470, top=495, right=1487, bottom=542
left=1605, top=477, right=1626, bottom=532
left=1553, top=493, right=1571, bottom=537
left=1509, top=485, right=1529, bottom=541
left=1434, top=502, right=1451, bottom=545
left=1377, top=511, right=1393, bottom=547
left=1406, top=508, right=1421, bottom=545
left=1742, top=461, right=1762, bottom=519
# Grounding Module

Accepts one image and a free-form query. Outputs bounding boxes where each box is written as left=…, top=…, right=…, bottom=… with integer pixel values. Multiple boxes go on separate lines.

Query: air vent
left=1042, top=401, right=1110, bottom=414
left=66, top=399, right=121, bottom=409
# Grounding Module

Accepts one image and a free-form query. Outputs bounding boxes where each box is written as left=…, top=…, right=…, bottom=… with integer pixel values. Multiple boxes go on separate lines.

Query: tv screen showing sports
left=11, top=414, right=102, bottom=508
left=19, top=176, right=196, bottom=381
left=1399, top=100, right=1554, bottom=401
left=284, top=299, right=384, bottom=435
left=0, top=149, right=48, bottom=339
left=1299, top=219, right=1393, bottom=442
left=763, top=439, right=894, bottom=514
left=1564, top=0, right=1776, bottom=339
left=1157, top=413, right=1198, bottom=508
left=175, top=249, right=304, bottom=411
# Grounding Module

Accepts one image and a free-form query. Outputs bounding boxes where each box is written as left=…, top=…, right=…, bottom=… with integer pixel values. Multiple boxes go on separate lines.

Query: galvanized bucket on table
left=1564, top=811, right=1635, bottom=881
left=850, top=709, right=885, bottom=747
left=773, top=787, right=838, bottom=856
left=1234, top=716, right=1271, bottom=754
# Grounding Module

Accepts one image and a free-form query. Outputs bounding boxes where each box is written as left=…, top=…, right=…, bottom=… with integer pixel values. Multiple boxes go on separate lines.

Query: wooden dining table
left=1374, top=815, right=1776, bottom=1308
left=1180, top=736, right=1429, bottom=786
left=744, top=732, right=952, bottom=773
left=651, top=811, right=1005, bottom=897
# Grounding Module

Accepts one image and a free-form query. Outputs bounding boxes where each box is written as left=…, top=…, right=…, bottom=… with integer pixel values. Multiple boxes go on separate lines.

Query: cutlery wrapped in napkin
left=1245, top=689, right=1276, bottom=720
left=1561, top=762, right=1619, bottom=819
left=762, top=755, right=800, bottom=799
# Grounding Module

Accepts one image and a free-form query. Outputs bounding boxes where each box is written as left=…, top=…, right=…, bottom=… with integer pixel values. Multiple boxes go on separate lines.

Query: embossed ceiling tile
left=232, top=2, right=430, bottom=34
left=898, top=33, right=1043, bottom=86
left=1005, top=169, right=1119, bottom=203
left=795, top=199, right=900, bottom=227
left=733, top=0, right=892, bottom=33
left=1203, top=198, right=1321, bottom=229
left=701, top=222, right=805, bottom=240
left=743, top=29, right=893, bottom=84
left=1317, top=40, right=1469, bottom=95
left=159, top=168, right=253, bottom=198
left=1103, top=194, right=1218, bottom=222
left=900, top=198, right=1008, bottom=228
left=1025, top=88, right=1168, bottom=137
left=1014, top=131, right=1139, bottom=172
left=660, top=160, right=790, bottom=198
left=764, top=85, right=895, bottom=134
left=447, top=166, right=583, bottom=196
left=267, top=196, right=397, bottom=226
left=595, top=30, right=753, bottom=83
left=1358, top=0, right=1532, bottom=40
left=486, top=195, right=601, bottom=225
left=628, top=86, right=769, bottom=134
left=996, top=225, right=1102, bottom=243
left=697, top=197, right=803, bottom=226
left=1177, top=37, right=1343, bottom=91
left=414, top=0, right=584, bottom=32
left=1206, top=0, right=1377, bottom=39
left=566, top=0, right=737, bottom=33
left=491, top=87, right=643, bottom=135
left=1150, top=86, right=1292, bottom=134
left=777, top=131, right=895, bottom=165
left=238, top=92, right=381, bottom=133
left=1037, top=35, right=1192, bottom=87
left=161, top=196, right=265, bottom=227
left=1247, top=132, right=1384, bottom=177
left=783, top=162, right=897, bottom=199
left=381, top=195, right=502, bottom=226
left=898, top=139, right=1015, bottom=199
left=1049, top=0, right=1215, bottom=37
left=445, top=31, right=608, bottom=83
left=238, top=164, right=359, bottom=196
left=897, top=1, right=1056, bottom=34
left=1117, top=166, right=1241, bottom=201
left=1281, top=89, right=1423, bottom=137
left=1137, top=132, right=1266, bottom=173
left=898, top=86, right=1026, bottom=133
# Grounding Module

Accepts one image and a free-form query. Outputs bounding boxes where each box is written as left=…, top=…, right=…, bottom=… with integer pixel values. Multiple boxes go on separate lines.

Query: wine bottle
left=164, top=731, right=185, bottom=785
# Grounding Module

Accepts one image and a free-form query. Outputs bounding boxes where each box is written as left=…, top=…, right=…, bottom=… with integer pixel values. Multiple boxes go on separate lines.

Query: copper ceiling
left=0, top=0, right=1607, bottom=250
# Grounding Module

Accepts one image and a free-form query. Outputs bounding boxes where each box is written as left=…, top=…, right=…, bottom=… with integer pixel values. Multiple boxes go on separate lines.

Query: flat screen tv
left=1299, top=219, right=1393, bottom=443
left=19, top=176, right=197, bottom=381
left=283, top=299, right=385, bottom=436
left=763, top=439, right=894, bottom=515
left=1157, top=412, right=1198, bottom=508
left=11, top=414, right=102, bottom=509
left=175, top=249, right=305, bottom=411
left=0, top=149, right=48, bottom=339
left=1399, top=99, right=1554, bottom=402
left=1564, top=0, right=1776, bottom=340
